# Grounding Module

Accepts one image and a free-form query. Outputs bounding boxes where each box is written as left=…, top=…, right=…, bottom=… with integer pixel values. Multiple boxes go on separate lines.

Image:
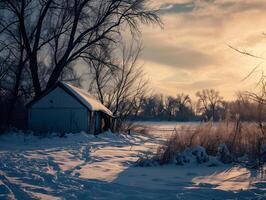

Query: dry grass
left=155, top=122, right=266, bottom=165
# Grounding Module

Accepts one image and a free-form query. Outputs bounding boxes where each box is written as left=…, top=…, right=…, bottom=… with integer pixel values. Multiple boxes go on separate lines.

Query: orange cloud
left=140, top=0, right=266, bottom=100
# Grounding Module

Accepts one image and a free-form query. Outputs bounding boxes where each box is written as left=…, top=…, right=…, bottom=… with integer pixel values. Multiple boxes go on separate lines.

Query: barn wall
left=29, top=87, right=89, bottom=133
left=31, top=87, right=84, bottom=109
left=29, top=108, right=88, bottom=133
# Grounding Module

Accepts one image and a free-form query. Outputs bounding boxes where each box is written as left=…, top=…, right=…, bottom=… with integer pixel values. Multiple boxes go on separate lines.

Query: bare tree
left=165, top=93, right=192, bottom=121
left=176, top=93, right=191, bottom=113
left=0, top=0, right=160, bottom=97
left=165, top=96, right=178, bottom=120
left=0, top=16, right=30, bottom=128
left=227, top=92, right=257, bottom=121
left=229, top=42, right=266, bottom=166
left=196, top=89, right=224, bottom=121
left=85, top=41, right=148, bottom=121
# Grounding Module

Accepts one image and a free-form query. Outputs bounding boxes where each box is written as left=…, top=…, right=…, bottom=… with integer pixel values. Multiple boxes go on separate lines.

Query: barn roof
left=27, top=82, right=113, bottom=117
left=60, top=82, right=113, bottom=116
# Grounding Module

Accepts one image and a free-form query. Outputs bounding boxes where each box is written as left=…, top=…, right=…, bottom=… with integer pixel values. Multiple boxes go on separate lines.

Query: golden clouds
left=140, top=0, right=266, bottom=99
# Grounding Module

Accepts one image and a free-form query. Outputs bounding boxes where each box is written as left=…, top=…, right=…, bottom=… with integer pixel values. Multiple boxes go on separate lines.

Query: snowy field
left=133, top=121, right=201, bottom=138
left=0, top=124, right=266, bottom=200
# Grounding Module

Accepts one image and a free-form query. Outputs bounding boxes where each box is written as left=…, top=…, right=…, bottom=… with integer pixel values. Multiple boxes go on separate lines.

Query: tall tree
left=165, top=96, right=178, bottom=120
left=86, top=41, right=147, bottom=121
left=196, top=89, right=223, bottom=121
left=0, top=0, right=160, bottom=97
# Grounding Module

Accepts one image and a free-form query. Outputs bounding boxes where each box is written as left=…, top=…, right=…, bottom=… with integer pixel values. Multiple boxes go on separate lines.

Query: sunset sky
left=139, top=0, right=266, bottom=100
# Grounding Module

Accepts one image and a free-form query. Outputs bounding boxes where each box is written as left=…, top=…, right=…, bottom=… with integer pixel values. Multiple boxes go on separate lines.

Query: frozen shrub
left=260, top=144, right=266, bottom=163
left=151, top=122, right=266, bottom=166
left=175, top=153, right=185, bottom=165
left=175, top=146, right=209, bottom=165
left=175, top=149, right=192, bottom=165
left=191, top=146, right=209, bottom=164
left=217, top=144, right=233, bottom=164
left=207, top=156, right=221, bottom=167
left=156, top=133, right=182, bottom=165
left=135, top=157, right=158, bottom=167
left=134, top=151, right=158, bottom=167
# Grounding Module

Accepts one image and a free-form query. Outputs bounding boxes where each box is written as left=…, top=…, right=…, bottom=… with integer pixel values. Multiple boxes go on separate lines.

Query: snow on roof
left=61, top=82, right=113, bottom=116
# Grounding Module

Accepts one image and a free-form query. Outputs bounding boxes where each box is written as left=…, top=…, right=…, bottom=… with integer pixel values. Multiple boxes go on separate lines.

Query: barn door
left=94, top=112, right=101, bottom=134
left=70, top=109, right=87, bottom=133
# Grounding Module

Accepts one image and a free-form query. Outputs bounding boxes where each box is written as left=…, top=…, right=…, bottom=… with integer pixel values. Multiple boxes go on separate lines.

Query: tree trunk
left=46, top=60, right=67, bottom=91
left=29, top=57, right=41, bottom=96
left=7, top=62, right=23, bottom=126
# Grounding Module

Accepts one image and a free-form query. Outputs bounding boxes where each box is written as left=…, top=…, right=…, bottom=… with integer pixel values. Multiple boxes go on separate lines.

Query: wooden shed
left=27, top=82, right=114, bottom=134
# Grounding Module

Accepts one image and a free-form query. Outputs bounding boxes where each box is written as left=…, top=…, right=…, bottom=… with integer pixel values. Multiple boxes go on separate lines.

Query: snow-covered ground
left=133, top=121, right=201, bottom=138
left=0, top=128, right=265, bottom=200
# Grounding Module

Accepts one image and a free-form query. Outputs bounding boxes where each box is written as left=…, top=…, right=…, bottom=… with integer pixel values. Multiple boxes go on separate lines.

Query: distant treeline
left=127, top=89, right=266, bottom=122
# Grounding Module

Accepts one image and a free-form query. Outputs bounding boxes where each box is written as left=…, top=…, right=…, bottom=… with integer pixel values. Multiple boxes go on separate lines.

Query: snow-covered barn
left=27, top=82, right=114, bottom=134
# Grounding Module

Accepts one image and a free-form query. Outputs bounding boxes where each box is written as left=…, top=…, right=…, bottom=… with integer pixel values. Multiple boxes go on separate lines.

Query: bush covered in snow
left=260, top=144, right=266, bottom=164
left=140, top=122, right=266, bottom=167
left=175, top=146, right=209, bottom=165
left=135, top=157, right=158, bottom=167
left=217, top=144, right=233, bottom=164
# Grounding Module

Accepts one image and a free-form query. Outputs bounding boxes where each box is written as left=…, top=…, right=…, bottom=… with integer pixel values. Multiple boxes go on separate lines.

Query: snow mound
left=261, top=144, right=266, bottom=163
left=0, top=131, right=119, bottom=151
left=134, top=157, right=158, bottom=167
left=0, top=129, right=265, bottom=199
left=217, top=144, right=233, bottom=164
left=175, top=146, right=209, bottom=165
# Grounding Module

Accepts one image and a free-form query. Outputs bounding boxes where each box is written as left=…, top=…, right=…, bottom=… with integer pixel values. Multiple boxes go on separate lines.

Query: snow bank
left=217, top=144, right=233, bottom=164
left=0, top=130, right=130, bottom=151
left=260, top=144, right=266, bottom=164
left=137, top=144, right=235, bottom=167
left=175, top=146, right=209, bottom=165
left=0, top=130, right=265, bottom=200
left=0, top=131, right=95, bottom=150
